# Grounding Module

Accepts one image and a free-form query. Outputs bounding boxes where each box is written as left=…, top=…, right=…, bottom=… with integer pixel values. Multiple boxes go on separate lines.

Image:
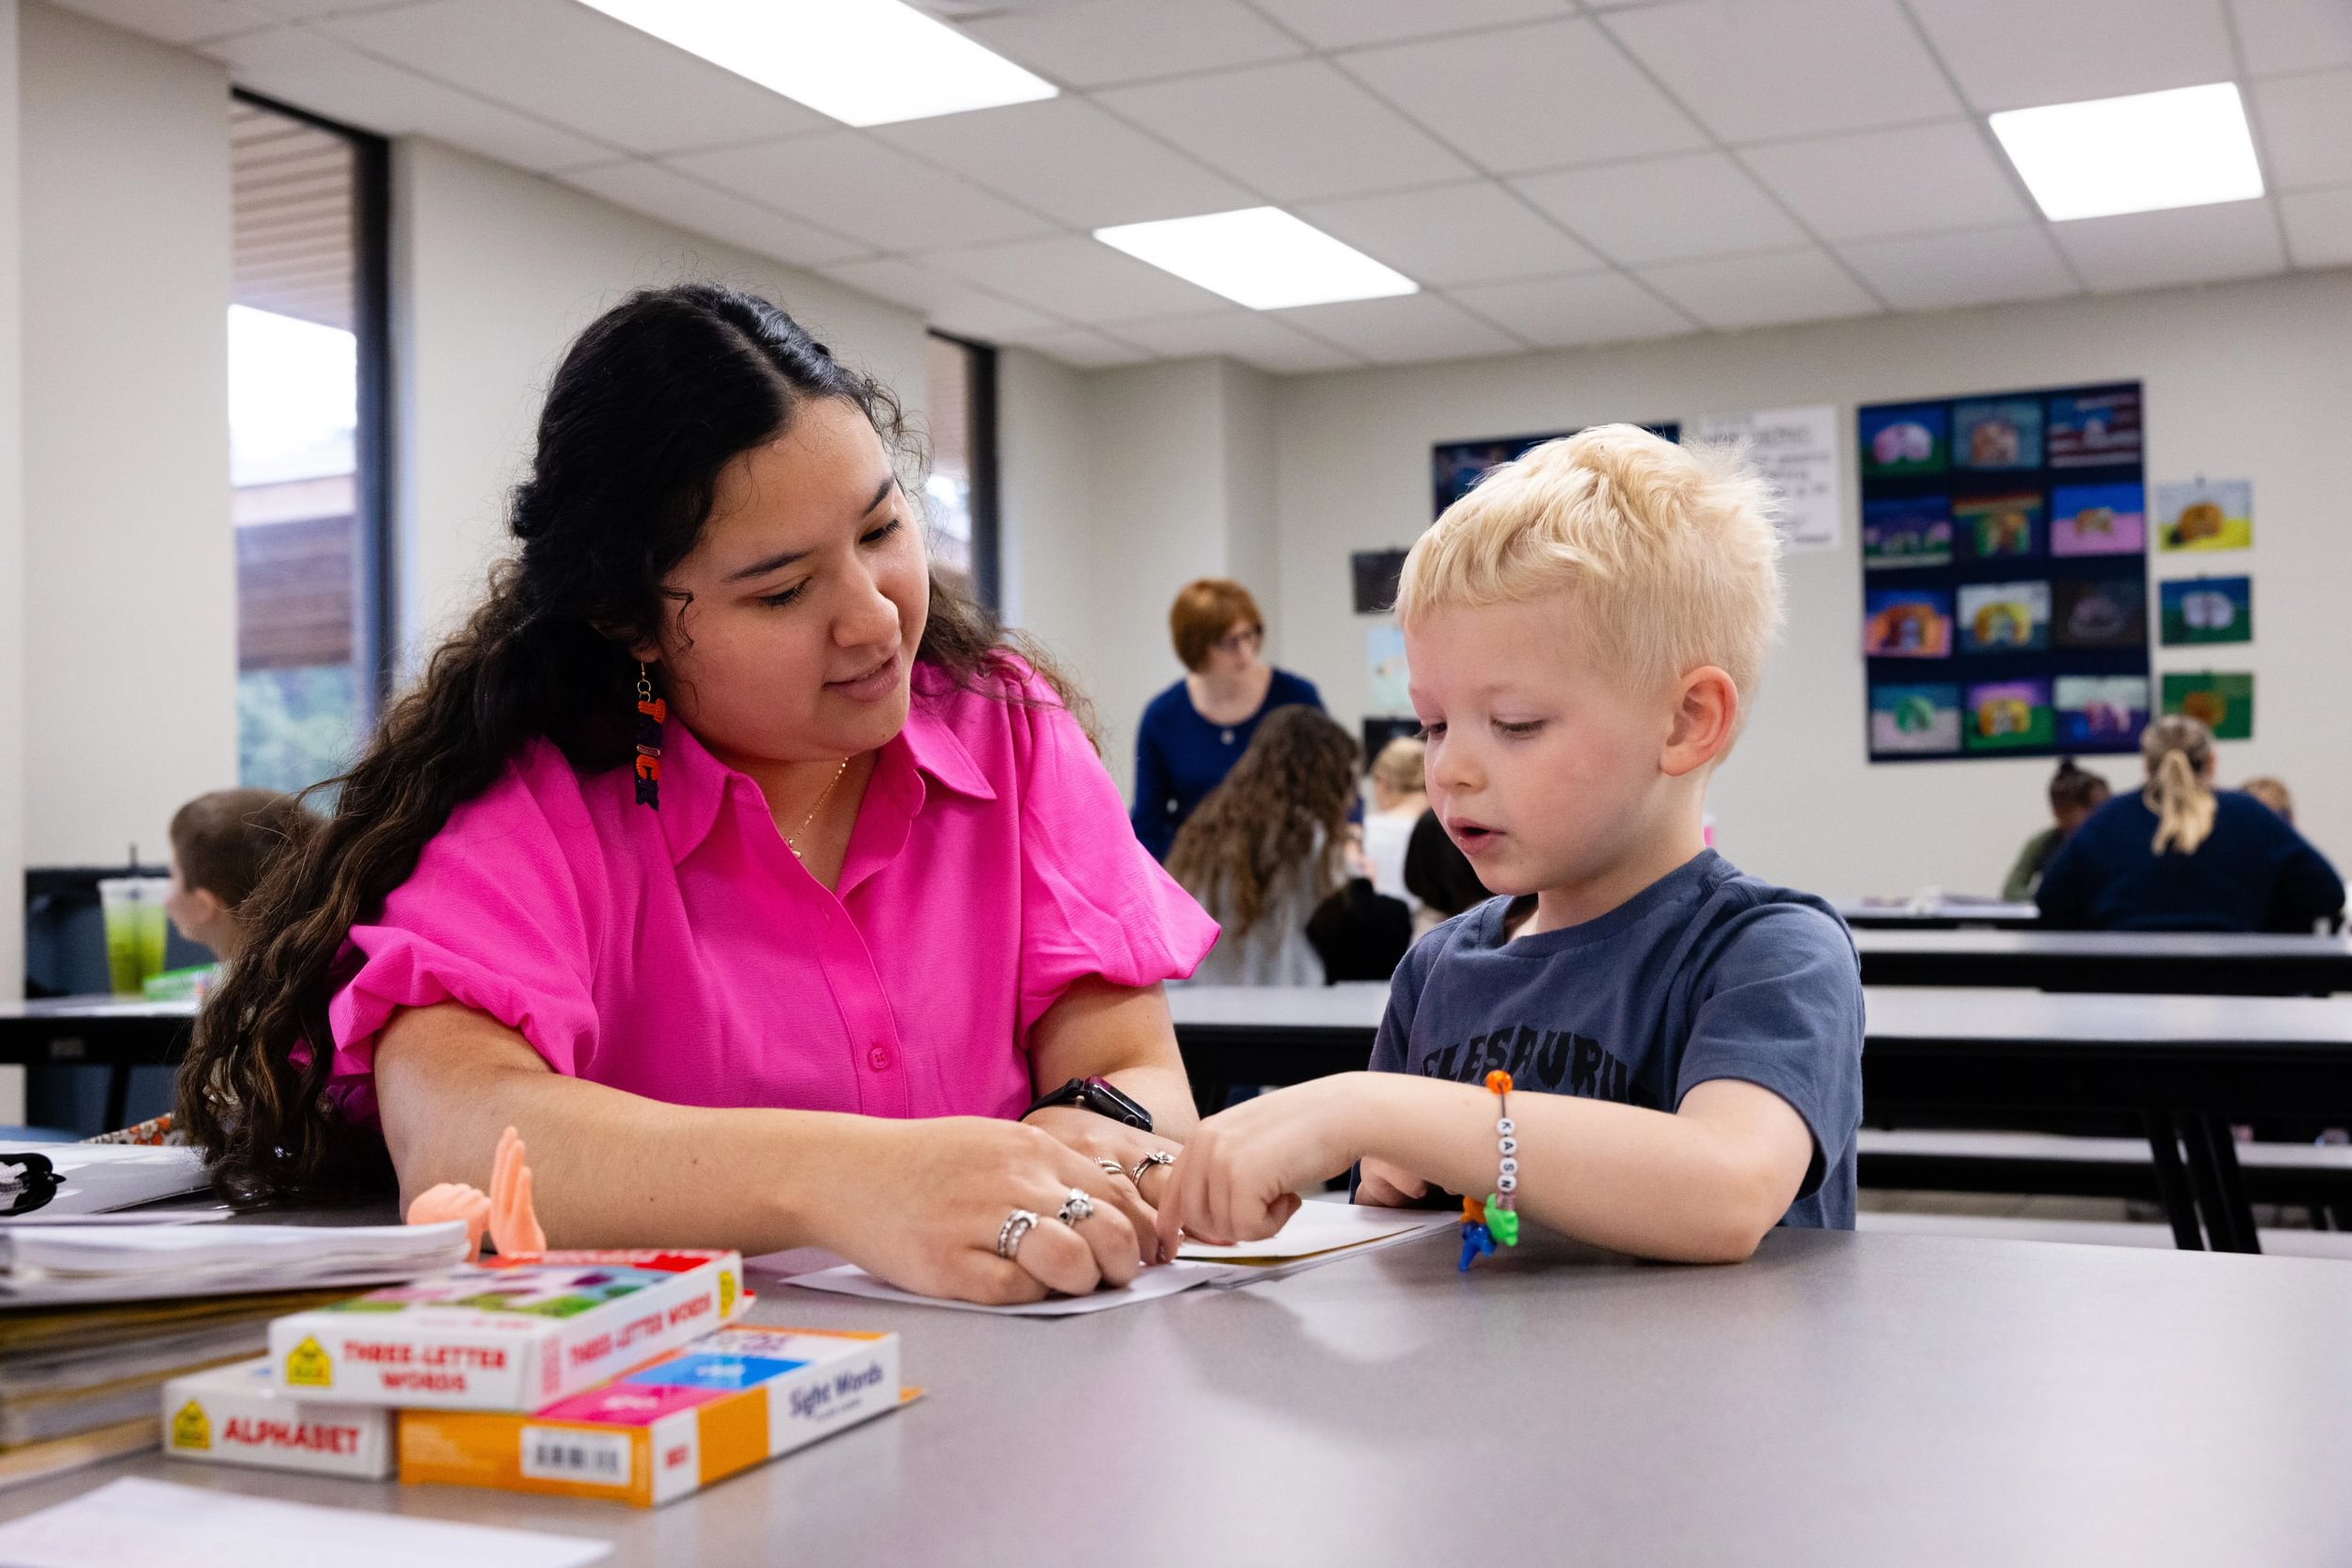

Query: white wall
left=1266, top=269, right=2352, bottom=897
left=0, top=0, right=23, bottom=1116
left=391, top=138, right=930, bottom=665
left=19, top=1, right=234, bottom=865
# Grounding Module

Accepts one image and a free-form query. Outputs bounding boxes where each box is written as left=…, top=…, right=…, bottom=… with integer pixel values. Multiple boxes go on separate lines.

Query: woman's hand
left=1154, top=1074, right=1379, bottom=1254
left=1020, top=1106, right=1183, bottom=1234
left=823, top=1117, right=1161, bottom=1306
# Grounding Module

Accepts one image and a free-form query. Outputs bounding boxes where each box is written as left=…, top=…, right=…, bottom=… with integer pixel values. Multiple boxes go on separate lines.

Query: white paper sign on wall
left=1692, top=404, right=1841, bottom=553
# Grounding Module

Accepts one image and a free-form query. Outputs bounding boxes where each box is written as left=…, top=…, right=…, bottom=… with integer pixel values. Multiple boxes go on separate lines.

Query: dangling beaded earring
left=634, top=663, right=666, bottom=810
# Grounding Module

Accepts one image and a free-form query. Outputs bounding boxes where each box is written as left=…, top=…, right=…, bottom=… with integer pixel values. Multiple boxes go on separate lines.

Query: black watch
left=1023, top=1076, right=1153, bottom=1132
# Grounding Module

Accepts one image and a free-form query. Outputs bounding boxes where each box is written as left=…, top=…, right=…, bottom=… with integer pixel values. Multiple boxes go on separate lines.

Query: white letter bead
left=1498, top=1136, right=1518, bottom=1155
left=1496, top=1117, right=1515, bottom=1136
left=1498, top=1156, right=1518, bottom=1176
left=1497, top=1174, right=1518, bottom=1193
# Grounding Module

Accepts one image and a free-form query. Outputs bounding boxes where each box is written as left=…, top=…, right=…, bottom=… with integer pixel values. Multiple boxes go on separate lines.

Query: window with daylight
left=923, top=332, right=999, bottom=610
left=228, top=93, right=389, bottom=797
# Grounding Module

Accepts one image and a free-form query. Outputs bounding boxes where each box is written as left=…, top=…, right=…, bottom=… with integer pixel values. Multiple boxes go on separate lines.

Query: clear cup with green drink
left=98, top=877, right=172, bottom=996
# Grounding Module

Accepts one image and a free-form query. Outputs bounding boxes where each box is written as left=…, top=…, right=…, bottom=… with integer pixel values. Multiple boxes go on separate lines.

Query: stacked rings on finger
left=1057, top=1187, right=1094, bottom=1226
left=1094, top=1159, right=1127, bottom=1180
left=996, top=1208, right=1040, bottom=1259
left=1130, top=1149, right=1176, bottom=1184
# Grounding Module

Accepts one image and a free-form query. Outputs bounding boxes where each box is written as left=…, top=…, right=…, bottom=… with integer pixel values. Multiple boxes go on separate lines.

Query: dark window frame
left=929, top=330, right=1001, bottom=612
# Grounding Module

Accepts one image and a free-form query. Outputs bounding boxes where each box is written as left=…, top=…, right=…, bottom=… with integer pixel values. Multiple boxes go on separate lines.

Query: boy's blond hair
left=1396, top=425, right=1784, bottom=715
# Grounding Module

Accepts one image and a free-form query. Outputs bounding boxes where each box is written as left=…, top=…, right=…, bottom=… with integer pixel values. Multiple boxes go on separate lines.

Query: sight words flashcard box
left=270, top=1249, right=743, bottom=1411
left=399, top=1325, right=904, bottom=1508
left=165, top=1357, right=394, bottom=1480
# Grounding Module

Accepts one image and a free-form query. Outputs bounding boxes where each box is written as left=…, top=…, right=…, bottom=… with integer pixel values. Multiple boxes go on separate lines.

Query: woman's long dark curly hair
left=1167, top=706, right=1359, bottom=938
left=181, top=283, right=1080, bottom=1205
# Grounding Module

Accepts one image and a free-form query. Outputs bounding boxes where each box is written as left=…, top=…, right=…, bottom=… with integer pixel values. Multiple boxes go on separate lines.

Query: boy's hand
left=1354, top=1155, right=1427, bottom=1208
left=1154, top=1075, right=1375, bottom=1254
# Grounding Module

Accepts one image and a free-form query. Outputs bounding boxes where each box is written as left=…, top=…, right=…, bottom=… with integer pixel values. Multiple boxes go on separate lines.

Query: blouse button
left=866, top=1044, right=895, bottom=1071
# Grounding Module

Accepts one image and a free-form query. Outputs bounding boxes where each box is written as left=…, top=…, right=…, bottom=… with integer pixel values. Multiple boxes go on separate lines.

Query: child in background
left=165, top=788, right=319, bottom=962
left=2037, top=718, right=2342, bottom=932
left=1158, top=426, right=1863, bottom=1264
left=2001, top=758, right=2110, bottom=900
left=1168, top=707, right=1360, bottom=986
left=1359, top=736, right=1428, bottom=915
left=2242, top=775, right=2295, bottom=825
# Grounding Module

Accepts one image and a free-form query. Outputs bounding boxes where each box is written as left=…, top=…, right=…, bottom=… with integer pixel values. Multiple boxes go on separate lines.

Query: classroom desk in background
left=0, top=1226, right=2346, bottom=1565
left=0, top=997, right=196, bottom=1132
left=1833, top=897, right=2042, bottom=929
left=1853, top=928, right=2352, bottom=994
left=1168, top=984, right=2352, bottom=1255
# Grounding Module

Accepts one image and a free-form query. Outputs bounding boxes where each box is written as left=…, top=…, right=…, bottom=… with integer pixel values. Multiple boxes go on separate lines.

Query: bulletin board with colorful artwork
left=1857, top=382, right=2149, bottom=763
left=1432, top=423, right=1681, bottom=516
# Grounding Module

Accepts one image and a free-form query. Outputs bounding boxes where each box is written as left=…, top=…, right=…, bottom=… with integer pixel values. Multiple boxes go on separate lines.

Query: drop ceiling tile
left=1447, top=272, right=1698, bottom=346
left=1269, top=293, right=1524, bottom=364
left=1341, top=19, right=1709, bottom=174
left=1113, top=310, right=1363, bottom=372
left=2049, top=199, right=2288, bottom=291
left=246, top=0, right=421, bottom=15
left=1296, top=182, right=1603, bottom=285
left=921, top=234, right=1232, bottom=323
left=670, top=134, right=1057, bottom=253
left=318, top=0, right=832, bottom=155
left=1099, top=59, right=1473, bottom=200
left=1906, top=0, right=2237, bottom=112
left=873, top=98, right=1252, bottom=230
left=1002, top=325, right=1155, bottom=369
left=557, top=162, right=871, bottom=267
left=2253, top=70, right=2352, bottom=190
left=1637, top=246, right=1882, bottom=328
left=1742, top=121, right=2030, bottom=241
left=1601, top=0, right=1961, bottom=141
left=202, top=24, right=613, bottom=170
left=1513, top=152, right=1807, bottom=263
left=46, top=0, right=272, bottom=44
left=2231, top=0, right=2352, bottom=75
left=818, top=257, right=1062, bottom=337
left=1250, top=0, right=1572, bottom=50
left=960, top=0, right=1301, bottom=88
left=2279, top=185, right=2352, bottom=267
left=1836, top=224, right=2081, bottom=309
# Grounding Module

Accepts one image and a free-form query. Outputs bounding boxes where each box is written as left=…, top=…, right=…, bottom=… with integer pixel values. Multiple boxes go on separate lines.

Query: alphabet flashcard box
left=399, top=1325, right=905, bottom=1508
left=164, top=1357, right=393, bottom=1480
left=270, top=1249, right=742, bottom=1412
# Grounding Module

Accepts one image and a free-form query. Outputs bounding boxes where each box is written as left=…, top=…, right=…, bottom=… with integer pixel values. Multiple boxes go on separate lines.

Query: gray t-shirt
left=1369, top=849, right=1864, bottom=1227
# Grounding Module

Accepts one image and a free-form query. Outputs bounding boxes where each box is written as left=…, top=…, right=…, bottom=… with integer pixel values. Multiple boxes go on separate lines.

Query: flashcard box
left=270, top=1249, right=742, bottom=1412
left=164, top=1357, right=393, bottom=1480
left=398, top=1325, right=901, bottom=1508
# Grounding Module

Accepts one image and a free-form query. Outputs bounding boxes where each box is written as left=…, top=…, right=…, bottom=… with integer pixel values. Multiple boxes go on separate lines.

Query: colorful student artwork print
left=1430, top=423, right=1680, bottom=516
left=1954, top=493, right=2042, bottom=559
left=1963, top=678, right=2054, bottom=752
left=2053, top=578, right=2147, bottom=650
left=1859, top=404, right=1947, bottom=476
left=1864, top=587, right=1954, bottom=658
left=1862, top=497, right=1953, bottom=568
left=2047, top=388, right=2142, bottom=468
left=2158, top=576, right=2251, bottom=646
left=1869, top=683, right=1961, bottom=754
left=2155, top=479, right=2252, bottom=552
left=1952, top=399, right=2043, bottom=470
left=1957, top=580, right=2051, bottom=653
left=2049, top=483, right=2147, bottom=556
left=2055, top=675, right=2150, bottom=746
left=2161, top=672, right=2253, bottom=741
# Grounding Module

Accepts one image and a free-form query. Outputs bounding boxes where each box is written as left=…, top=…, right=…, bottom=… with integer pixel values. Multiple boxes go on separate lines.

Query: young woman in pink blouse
left=183, top=286, right=1217, bottom=1305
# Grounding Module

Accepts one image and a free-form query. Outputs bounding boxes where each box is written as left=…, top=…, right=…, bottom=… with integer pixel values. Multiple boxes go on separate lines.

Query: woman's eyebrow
left=721, top=478, right=894, bottom=583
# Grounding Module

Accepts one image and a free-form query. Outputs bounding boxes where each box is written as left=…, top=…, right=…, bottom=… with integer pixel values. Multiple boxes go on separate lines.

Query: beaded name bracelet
left=1458, top=1069, right=1522, bottom=1271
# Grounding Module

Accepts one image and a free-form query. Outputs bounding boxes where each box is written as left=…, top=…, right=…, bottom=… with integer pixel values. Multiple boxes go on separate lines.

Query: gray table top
left=1852, top=927, right=2352, bottom=959
left=5, top=1226, right=2348, bottom=1565
left=0, top=995, right=198, bottom=1022
left=1834, top=897, right=2041, bottom=923
left=1169, top=982, right=2352, bottom=1049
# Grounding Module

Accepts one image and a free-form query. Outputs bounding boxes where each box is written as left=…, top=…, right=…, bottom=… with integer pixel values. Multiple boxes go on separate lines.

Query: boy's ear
left=1661, top=665, right=1739, bottom=778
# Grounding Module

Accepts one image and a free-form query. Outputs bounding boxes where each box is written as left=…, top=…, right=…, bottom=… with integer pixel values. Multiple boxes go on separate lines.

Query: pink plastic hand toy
left=403, top=1124, right=547, bottom=1261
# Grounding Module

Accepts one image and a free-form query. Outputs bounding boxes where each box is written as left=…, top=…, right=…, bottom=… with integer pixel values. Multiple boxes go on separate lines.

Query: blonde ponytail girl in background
left=2037, top=715, right=2343, bottom=932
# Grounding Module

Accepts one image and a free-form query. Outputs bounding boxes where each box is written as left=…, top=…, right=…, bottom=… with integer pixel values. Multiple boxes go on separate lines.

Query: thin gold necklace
left=785, top=758, right=850, bottom=860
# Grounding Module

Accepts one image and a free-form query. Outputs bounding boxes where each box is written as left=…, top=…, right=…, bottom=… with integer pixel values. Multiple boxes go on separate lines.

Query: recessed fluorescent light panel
left=1989, top=82, right=2264, bottom=222
left=1093, top=208, right=1418, bottom=310
left=573, top=0, right=1057, bottom=128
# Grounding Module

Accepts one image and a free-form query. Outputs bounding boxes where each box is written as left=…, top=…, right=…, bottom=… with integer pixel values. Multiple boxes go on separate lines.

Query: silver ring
left=1130, top=1150, right=1176, bottom=1184
left=996, top=1208, right=1040, bottom=1259
left=1094, top=1158, right=1126, bottom=1180
left=1057, top=1188, right=1094, bottom=1226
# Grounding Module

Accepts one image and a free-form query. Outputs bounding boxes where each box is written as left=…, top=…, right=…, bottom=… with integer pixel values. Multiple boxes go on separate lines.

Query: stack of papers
left=0, top=1222, right=471, bottom=1307
left=0, top=1146, right=212, bottom=1219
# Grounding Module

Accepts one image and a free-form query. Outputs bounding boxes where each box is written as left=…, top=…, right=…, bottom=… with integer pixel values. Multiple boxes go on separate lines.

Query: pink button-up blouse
left=325, top=660, right=1218, bottom=1124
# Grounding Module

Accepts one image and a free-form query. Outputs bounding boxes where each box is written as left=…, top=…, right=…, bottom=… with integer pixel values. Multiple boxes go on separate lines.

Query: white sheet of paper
left=1177, top=1201, right=1455, bottom=1262
left=781, top=1259, right=1236, bottom=1316
left=0, top=1478, right=612, bottom=1568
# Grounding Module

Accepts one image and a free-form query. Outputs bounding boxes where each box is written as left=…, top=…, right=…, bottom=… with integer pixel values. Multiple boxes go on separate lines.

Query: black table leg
left=2142, top=1112, right=2204, bottom=1250
left=102, top=1066, right=132, bottom=1134
left=2192, top=1114, right=2262, bottom=1255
